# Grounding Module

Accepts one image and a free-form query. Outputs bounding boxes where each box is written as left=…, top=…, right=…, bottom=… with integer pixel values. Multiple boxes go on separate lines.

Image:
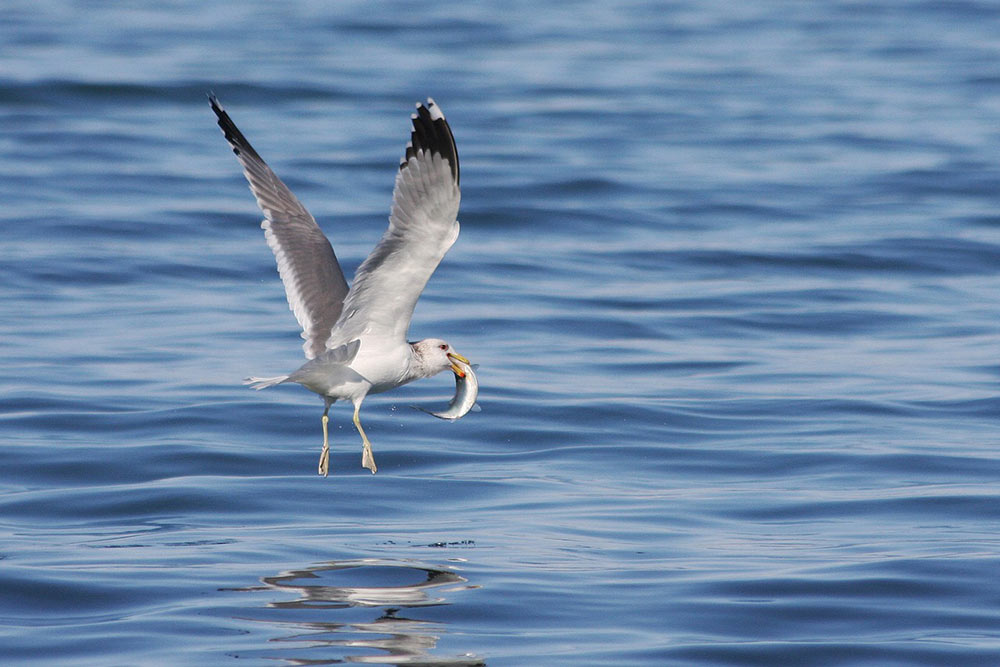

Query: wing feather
left=210, top=95, right=349, bottom=359
left=329, top=99, right=461, bottom=346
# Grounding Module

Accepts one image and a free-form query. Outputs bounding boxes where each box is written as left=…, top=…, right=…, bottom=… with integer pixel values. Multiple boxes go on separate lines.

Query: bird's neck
left=405, top=342, right=437, bottom=382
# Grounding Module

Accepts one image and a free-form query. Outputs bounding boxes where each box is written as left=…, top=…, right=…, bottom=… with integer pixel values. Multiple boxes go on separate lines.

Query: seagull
left=210, top=95, right=469, bottom=476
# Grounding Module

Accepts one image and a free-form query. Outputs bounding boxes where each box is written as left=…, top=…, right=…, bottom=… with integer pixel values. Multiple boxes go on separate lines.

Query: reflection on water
left=230, top=559, right=485, bottom=665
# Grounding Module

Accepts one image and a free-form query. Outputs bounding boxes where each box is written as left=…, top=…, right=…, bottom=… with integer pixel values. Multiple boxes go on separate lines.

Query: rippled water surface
left=4, top=1, right=1000, bottom=664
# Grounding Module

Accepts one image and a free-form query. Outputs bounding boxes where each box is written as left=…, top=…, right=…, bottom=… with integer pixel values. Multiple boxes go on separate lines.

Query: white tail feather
left=244, top=375, right=289, bottom=390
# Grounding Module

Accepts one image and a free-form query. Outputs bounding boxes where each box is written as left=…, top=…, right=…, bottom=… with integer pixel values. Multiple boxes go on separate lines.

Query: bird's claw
left=362, top=447, right=377, bottom=474
left=318, top=444, right=330, bottom=477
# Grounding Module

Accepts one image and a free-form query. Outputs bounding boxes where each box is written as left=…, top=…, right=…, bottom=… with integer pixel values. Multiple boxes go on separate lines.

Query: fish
left=415, top=359, right=479, bottom=421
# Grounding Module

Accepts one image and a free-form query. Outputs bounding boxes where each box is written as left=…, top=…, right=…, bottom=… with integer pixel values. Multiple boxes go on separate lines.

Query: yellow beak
left=448, top=352, right=470, bottom=377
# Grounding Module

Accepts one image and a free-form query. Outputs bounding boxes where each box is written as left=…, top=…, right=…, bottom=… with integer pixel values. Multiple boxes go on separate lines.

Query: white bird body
left=211, top=95, right=471, bottom=475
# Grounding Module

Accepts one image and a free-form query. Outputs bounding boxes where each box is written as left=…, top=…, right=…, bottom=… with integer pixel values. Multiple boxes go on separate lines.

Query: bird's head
left=411, top=339, right=469, bottom=378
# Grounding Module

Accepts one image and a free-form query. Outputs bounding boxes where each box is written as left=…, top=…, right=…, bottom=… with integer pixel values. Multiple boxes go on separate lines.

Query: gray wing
left=210, top=95, right=349, bottom=359
left=329, top=98, right=461, bottom=346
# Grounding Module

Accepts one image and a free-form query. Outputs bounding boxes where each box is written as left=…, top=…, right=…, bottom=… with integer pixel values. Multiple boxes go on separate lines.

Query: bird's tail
left=244, top=375, right=289, bottom=390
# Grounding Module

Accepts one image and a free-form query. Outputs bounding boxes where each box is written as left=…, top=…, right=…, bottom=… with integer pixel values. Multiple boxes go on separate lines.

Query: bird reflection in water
left=230, top=558, right=484, bottom=665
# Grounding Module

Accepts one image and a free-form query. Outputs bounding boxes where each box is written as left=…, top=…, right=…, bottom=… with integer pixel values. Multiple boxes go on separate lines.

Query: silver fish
left=416, top=359, right=479, bottom=421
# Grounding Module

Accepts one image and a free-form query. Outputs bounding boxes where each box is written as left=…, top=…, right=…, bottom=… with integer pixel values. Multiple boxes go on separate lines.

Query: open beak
left=448, top=352, right=469, bottom=377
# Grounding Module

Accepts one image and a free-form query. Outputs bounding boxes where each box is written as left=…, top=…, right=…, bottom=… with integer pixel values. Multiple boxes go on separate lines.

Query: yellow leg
left=318, top=413, right=330, bottom=477
left=353, top=403, right=377, bottom=474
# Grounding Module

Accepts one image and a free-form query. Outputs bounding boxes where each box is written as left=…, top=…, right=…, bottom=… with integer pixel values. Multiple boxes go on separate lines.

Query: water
left=3, top=1, right=1000, bottom=664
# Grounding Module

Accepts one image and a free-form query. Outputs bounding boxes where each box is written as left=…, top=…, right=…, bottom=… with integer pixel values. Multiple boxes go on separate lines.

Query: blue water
left=3, top=1, right=1000, bottom=664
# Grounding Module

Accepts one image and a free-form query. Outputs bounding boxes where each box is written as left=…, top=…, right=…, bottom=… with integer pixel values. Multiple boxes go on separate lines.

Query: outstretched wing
left=210, top=95, right=350, bottom=359
left=328, top=98, right=461, bottom=347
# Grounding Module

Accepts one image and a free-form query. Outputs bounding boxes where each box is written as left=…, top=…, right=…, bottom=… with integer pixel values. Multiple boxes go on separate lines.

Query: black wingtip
left=400, top=98, right=459, bottom=187
left=208, top=94, right=262, bottom=161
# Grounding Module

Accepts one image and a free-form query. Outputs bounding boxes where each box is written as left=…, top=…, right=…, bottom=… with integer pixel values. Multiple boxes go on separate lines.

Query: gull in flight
left=210, top=95, right=470, bottom=475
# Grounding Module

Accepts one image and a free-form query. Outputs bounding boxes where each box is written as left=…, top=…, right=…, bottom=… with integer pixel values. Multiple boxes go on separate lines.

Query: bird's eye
left=439, top=344, right=448, bottom=350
